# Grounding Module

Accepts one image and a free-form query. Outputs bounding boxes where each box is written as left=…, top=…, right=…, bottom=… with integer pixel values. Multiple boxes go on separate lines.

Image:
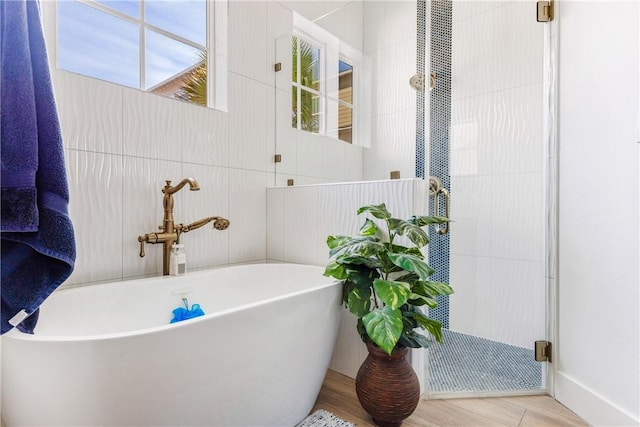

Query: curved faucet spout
left=163, top=178, right=200, bottom=195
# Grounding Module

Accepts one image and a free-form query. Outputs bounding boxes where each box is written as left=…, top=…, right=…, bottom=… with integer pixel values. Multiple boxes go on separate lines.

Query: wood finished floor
left=312, top=370, right=589, bottom=427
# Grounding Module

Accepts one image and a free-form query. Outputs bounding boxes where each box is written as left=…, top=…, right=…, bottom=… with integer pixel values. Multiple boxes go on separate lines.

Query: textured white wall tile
left=491, top=172, right=543, bottom=262
left=122, top=89, right=185, bottom=161
left=65, top=150, right=124, bottom=285
left=491, top=84, right=544, bottom=174
left=493, top=1, right=544, bottom=91
left=452, top=1, right=496, bottom=23
left=182, top=102, right=229, bottom=167
left=282, top=186, right=321, bottom=264
left=228, top=0, right=268, bottom=84
left=450, top=175, right=493, bottom=257
left=121, top=158, right=183, bottom=279
left=266, top=189, right=285, bottom=261
left=228, top=74, right=269, bottom=171
left=179, top=164, right=230, bottom=269
left=228, top=169, right=268, bottom=263
left=450, top=94, right=492, bottom=177
left=53, top=71, right=123, bottom=155
left=342, top=144, right=364, bottom=182
left=267, top=2, right=293, bottom=84
left=488, top=258, right=545, bottom=348
left=451, top=9, right=495, bottom=100
left=373, top=42, right=415, bottom=117
left=449, top=253, right=493, bottom=339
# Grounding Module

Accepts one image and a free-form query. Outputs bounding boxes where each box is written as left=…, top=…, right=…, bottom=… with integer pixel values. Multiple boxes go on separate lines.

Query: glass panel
left=94, top=0, right=140, bottom=19
left=427, top=0, right=547, bottom=396
left=301, top=89, right=320, bottom=133
left=339, top=60, right=353, bottom=105
left=299, top=38, right=320, bottom=91
left=145, top=29, right=205, bottom=105
left=57, top=1, right=139, bottom=88
left=145, top=0, right=206, bottom=45
left=338, top=104, right=353, bottom=143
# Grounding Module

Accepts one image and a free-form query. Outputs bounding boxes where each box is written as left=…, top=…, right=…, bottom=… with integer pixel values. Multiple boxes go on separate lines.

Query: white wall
left=556, top=2, right=640, bottom=425
left=39, top=1, right=366, bottom=287
left=362, top=1, right=417, bottom=181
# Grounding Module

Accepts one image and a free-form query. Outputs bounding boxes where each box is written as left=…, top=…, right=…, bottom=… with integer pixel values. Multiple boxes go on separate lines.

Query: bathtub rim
left=2, top=263, right=341, bottom=343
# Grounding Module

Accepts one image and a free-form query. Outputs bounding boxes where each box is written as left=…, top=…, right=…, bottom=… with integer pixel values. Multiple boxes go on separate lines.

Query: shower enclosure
left=423, top=0, right=553, bottom=396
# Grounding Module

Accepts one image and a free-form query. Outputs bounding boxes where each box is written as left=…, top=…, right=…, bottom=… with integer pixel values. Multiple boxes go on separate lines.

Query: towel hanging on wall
left=1, top=0, right=76, bottom=334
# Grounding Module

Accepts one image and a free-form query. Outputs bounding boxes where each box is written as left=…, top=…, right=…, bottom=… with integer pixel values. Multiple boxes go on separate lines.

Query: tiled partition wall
left=267, top=178, right=430, bottom=378
left=448, top=2, right=545, bottom=349
left=40, top=1, right=366, bottom=287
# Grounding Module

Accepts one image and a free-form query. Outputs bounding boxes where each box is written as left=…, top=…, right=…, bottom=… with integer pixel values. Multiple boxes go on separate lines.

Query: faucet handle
left=137, top=236, right=146, bottom=257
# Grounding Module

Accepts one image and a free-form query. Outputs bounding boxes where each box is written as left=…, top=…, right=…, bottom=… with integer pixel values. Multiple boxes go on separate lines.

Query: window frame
left=44, top=0, right=227, bottom=111
left=292, top=12, right=366, bottom=146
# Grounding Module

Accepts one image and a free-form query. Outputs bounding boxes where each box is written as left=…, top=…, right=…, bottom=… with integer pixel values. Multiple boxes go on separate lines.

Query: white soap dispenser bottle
left=169, top=243, right=187, bottom=276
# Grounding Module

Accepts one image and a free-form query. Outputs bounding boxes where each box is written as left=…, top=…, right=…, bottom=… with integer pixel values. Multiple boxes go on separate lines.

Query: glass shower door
left=426, top=0, right=550, bottom=396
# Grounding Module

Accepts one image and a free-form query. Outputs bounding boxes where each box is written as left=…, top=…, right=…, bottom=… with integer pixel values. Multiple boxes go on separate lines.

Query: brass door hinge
left=535, top=340, right=552, bottom=362
left=274, top=62, right=282, bottom=72
left=537, top=0, right=554, bottom=22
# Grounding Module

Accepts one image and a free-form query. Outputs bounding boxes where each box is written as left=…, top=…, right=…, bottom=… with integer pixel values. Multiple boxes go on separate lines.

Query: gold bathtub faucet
left=138, top=178, right=230, bottom=275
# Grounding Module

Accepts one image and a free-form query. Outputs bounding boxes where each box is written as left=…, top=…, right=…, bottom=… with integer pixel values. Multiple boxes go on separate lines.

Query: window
left=291, top=13, right=364, bottom=145
left=56, top=0, right=210, bottom=106
left=292, top=35, right=321, bottom=134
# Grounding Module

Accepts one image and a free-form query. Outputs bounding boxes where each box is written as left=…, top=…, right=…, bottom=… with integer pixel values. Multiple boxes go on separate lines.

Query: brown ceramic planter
left=355, top=341, right=420, bottom=427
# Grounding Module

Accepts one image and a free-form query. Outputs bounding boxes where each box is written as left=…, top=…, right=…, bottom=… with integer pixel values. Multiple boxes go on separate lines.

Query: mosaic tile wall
left=426, top=0, right=452, bottom=329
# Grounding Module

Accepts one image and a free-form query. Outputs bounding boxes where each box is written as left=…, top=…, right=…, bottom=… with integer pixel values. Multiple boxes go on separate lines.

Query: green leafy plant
left=324, top=203, right=454, bottom=355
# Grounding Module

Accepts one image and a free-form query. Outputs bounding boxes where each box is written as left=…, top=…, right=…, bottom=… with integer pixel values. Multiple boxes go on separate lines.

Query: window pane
left=145, top=29, right=205, bottom=105
left=57, top=1, right=139, bottom=88
left=299, top=38, right=320, bottom=91
left=292, top=86, right=298, bottom=128
left=301, top=89, right=320, bottom=133
left=292, top=36, right=298, bottom=83
left=339, top=60, right=353, bottom=105
left=95, top=0, right=140, bottom=19
left=338, top=104, right=353, bottom=143
left=145, top=0, right=206, bottom=45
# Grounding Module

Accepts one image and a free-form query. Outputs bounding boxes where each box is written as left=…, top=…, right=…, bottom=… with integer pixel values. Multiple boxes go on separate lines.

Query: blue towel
left=1, top=0, right=76, bottom=334
left=170, top=304, right=205, bottom=323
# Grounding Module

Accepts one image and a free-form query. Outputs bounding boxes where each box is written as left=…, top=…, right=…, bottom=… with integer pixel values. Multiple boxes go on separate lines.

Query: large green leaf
left=327, top=235, right=351, bottom=250
left=346, top=266, right=377, bottom=288
left=420, top=280, right=454, bottom=296
left=323, top=261, right=347, bottom=280
left=373, top=279, right=411, bottom=310
left=388, top=219, right=430, bottom=248
left=330, top=237, right=384, bottom=259
left=357, top=204, right=391, bottom=220
left=408, top=293, right=438, bottom=308
left=388, top=253, right=435, bottom=280
left=362, top=306, right=403, bottom=355
left=359, top=218, right=378, bottom=236
left=408, top=215, right=450, bottom=227
left=398, top=330, right=433, bottom=349
left=347, top=286, right=372, bottom=317
left=409, top=312, right=444, bottom=343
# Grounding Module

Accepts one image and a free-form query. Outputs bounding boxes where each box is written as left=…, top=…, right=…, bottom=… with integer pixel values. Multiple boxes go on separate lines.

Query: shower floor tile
left=428, top=329, right=543, bottom=393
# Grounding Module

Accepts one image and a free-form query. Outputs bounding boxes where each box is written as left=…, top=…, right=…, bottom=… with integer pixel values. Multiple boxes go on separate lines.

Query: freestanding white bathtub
left=1, top=263, right=342, bottom=427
